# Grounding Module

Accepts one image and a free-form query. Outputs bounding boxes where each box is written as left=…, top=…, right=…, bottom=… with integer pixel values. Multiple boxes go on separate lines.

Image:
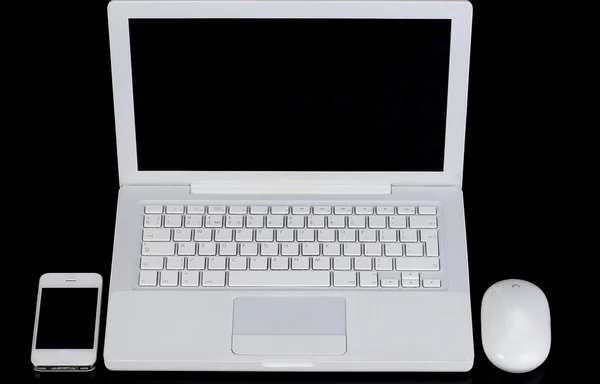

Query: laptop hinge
left=190, top=183, right=392, bottom=195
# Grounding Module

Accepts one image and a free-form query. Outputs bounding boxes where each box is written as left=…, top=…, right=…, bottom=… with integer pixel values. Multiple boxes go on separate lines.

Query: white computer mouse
left=481, top=279, right=551, bottom=373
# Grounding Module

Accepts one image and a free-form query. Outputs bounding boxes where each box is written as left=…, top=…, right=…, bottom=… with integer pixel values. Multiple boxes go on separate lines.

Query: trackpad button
left=231, top=297, right=347, bottom=355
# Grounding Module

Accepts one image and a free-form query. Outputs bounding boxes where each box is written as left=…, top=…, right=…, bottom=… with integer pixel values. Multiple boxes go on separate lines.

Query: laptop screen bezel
left=108, top=0, right=473, bottom=187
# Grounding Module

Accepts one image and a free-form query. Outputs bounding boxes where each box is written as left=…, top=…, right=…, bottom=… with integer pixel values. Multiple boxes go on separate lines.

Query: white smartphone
left=31, top=273, right=103, bottom=372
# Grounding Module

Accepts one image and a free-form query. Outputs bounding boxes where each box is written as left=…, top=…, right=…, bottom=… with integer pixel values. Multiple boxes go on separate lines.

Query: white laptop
left=104, top=0, right=474, bottom=372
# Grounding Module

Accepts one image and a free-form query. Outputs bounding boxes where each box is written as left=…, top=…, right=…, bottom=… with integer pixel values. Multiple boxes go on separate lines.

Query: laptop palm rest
left=231, top=297, right=347, bottom=355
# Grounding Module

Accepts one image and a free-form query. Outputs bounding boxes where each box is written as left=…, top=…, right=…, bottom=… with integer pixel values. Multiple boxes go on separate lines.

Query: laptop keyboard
left=138, top=204, right=443, bottom=290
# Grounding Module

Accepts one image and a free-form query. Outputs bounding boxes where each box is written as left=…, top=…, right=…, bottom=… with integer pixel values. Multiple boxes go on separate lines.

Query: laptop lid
left=108, top=0, right=472, bottom=188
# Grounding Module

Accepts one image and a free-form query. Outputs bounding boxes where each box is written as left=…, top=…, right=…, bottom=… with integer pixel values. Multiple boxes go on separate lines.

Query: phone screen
left=36, top=288, right=99, bottom=349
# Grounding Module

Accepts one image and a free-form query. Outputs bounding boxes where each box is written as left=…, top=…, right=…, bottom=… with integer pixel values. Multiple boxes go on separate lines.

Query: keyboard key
left=208, top=206, right=226, bottom=214
left=281, top=243, right=299, bottom=256
left=368, top=216, right=386, bottom=228
left=194, top=229, right=212, bottom=242
left=348, top=215, right=366, bottom=228
left=328, top=216, right=345, bottom=228
left=205, top=215, right=224, bottom=228
left=381, top=278, right=399, bottom=288
left=379, top=229, right=397, bottom=242
left=225, top=215, right=244, bottom=228
left=229, top=206, right=247, bottom=214
left=297, top=229, right=315, bottom=242
left=358, top=229, right=376, bottom=242
left=271, top=206, right=289, bottom=214
left=402, top=279, right=420, bottom=288
left=302, top=243, right=319, bottom=255
left=173, top=228, right=192, bottom=242
left=405, top=243, right=424, bottom=257
left=334, top=206, right=352, bottom=214
left=375, top=257, right=393, bottom=271
left=256, top=229, right=274, bottom=242
left=270, top=257, right=289, bottom=270
left=142, top=242, right=175, bottom=256
left=312, top=257, right=330, bottom=270
left=313, top=206, right=331, bottom=215
left=240, top=243, right=258, bottom=256
left=260, top=243, right=278, bottom=256
left=333, top=257, right=352, bottom=271
left=400, top=229, right=418, bottom=242
left=164, top=215, right=182, bottom=228
left=250, top=206, right=268, bottom=214
left=207, top=257, right=226, bottom=270
left=343, top=243, right=361, bottom=256
left=287, top=215, right=305, bottom=228
left=202, top=271, right=225, bottom=286
left=364, top=243, right=382, bottom=256
left=354, top=257, right=372, bottom=271
left=197, top=243, right=217, bottom=256
left=421, top=229, right=439, bottom=256
left=159, top=271, right=178, bottom=287
left=139, top=271, right=158, bottom=286
left=228, top=271, right=330, bottom=287
left=409, top=216, right=437, bottom=229
left=359, top=272, right=378, bottom=287
left=249, top=256, right=268, bottom=270
left=395, top=257, right=440, bottom=271
left=423, top=279, right=442, bottom=288
left=187, top=206, right=205, bottom=214
left=317, top=229, right=335, bottom=242
left=246, top=215, right=264, bottom=228
left=334, top=271, right=357, bottom=287
left=142, top=228, right=171, bottom=242
left=376, top=206, right=394, bottom=215
left=388, top=216, right=407, bottom=228
left=235, top=229, right=253, bottom=242
left=144, top=205, right=163, bottom=214
left=338, top=229, right=356, bottom=242
left=143, top=215, right=162, bottom=228
left=292, top=257, right=310, bottom=270
left=218, top=243, right=237, bottom=256
left=181, top=271, right=200, bottom=287
left=322, top=242, right=341, bottom=256
left=187, top=256, right=205, bottom=270
left=418, top=206, right=437, bottom=215
left=384, top=243, right=403, bottom=256
left=229, top=257, right=247, bottom=270
left=307, top=215, right=325, bottom=228
left=292, top=206, right=310, bottom=214
left=276, top=229, right=294, bottom=242
left=401, top=272, right=419, bottom=281
left=184, top=215, right=203, bottom=228
left=140, top=256, right=163, bottom=270
left=397, top=206, right=416, bottom=215
left=166, top=256, right=185, bottom=270
left=355, top=206, right=373, bottom=215
left=214, top=229, right=233, bottom=242
left=267, top=215, right=284, bottom=228
left=166, top=205, right=184, bottom=214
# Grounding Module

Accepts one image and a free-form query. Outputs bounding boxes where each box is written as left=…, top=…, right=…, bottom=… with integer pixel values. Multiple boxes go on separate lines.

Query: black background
left=14, top=0, right=576, bottom=383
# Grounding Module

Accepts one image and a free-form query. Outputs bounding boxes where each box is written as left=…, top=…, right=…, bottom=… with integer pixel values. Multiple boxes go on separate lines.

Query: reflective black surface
left=19, top=0, right=565, bottom=383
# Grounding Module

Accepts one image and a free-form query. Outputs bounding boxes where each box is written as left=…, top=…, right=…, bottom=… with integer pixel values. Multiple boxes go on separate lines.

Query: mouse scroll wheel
left=512, top=284, right=520, bottom=288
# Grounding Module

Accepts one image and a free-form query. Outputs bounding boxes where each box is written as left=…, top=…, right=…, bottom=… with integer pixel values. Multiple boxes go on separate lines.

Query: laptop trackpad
left=231, top=297, right=346, bottom=355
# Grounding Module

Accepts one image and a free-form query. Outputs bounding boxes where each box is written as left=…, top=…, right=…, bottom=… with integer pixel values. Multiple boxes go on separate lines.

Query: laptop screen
left=129, top=19, right=451, bottom=172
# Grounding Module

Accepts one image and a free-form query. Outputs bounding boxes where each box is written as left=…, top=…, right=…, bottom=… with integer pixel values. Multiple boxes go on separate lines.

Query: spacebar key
left=228, top=271, right=330, bottom=287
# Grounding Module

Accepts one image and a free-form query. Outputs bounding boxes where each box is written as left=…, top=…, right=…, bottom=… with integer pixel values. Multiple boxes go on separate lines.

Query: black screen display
left=129, top=19, right=451, bottom=172
left=35, top=288, right=99, bottom=349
